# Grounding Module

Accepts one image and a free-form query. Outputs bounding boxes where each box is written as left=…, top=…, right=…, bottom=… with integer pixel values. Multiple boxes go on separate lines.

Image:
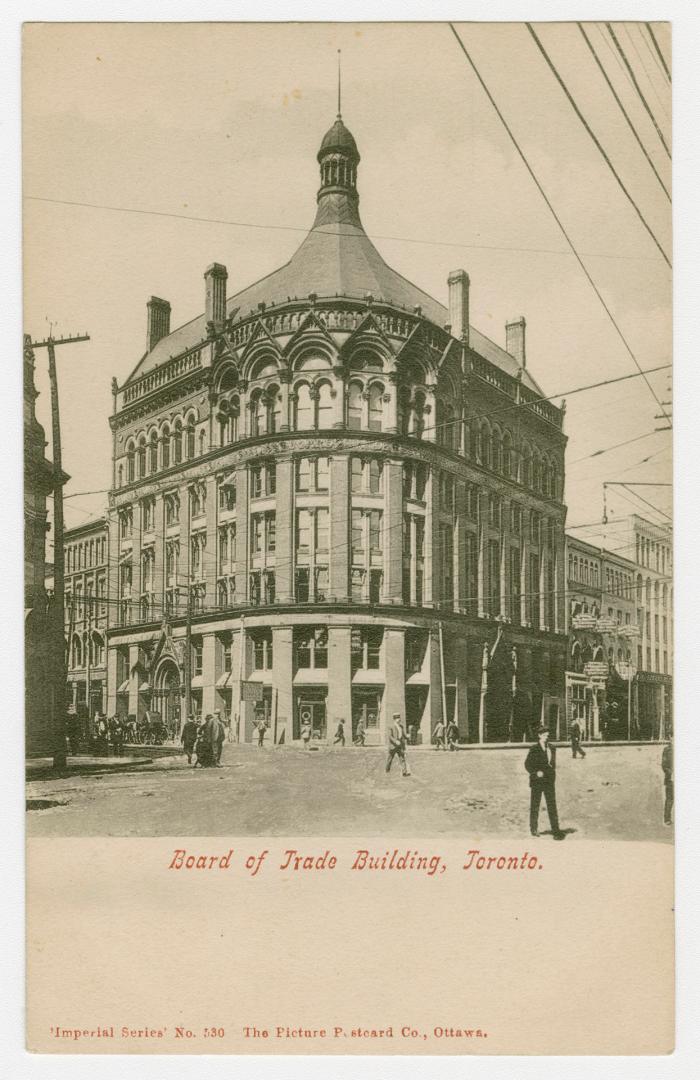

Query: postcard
left=23, top=20, right=673, bottom=1056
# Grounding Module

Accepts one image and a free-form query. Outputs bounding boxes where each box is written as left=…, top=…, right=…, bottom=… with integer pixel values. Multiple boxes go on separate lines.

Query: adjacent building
left=565, top=516, right=672, bottom=740
left=104, top=110, right=569, bottom=745
left=63, top=518, right=110, bottom=719
left=24, top=334, right=67, bottom=754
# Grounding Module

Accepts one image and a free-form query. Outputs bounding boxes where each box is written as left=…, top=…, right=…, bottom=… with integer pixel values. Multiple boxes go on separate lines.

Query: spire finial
left=337, top=49, right=342, bottom=118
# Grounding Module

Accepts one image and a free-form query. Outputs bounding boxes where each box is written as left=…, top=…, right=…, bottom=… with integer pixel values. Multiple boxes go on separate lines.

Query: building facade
left=24, top=334, right=66, bottom=754
left=105, top=112, right=568, bottom=745
left=565, top=517, right=672, bottom=740
left=63, top=518, right=110, bottom=719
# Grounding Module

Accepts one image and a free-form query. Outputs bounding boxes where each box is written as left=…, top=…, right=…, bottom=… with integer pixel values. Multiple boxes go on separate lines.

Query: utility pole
left=30, top=332, right=90, bottom=768
left=86, top=586, right=93, bottom=723
left=184, top=572, right=192, bottom=723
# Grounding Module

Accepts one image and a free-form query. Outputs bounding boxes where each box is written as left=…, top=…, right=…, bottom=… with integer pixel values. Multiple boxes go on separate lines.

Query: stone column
left=202, top=631, right=216, bottom=715
left=205, top=476, right=217, bottom=611
left=425, top=468, right=440, bottom=608
left=128, top=643, right=140, bottom=719
left=179, top=482, right=191, bottom=617
left=384, top=458, right=403, bottom=604
left=455, top=479, right=467, bottom=614
left=278, top=372, right=291, bottom=433
left=501, top=496, right=511, bottom=619
left=455, top=636, right=469, bottom=741
left=272, top=625, right=294, bottom=744
left=427, top=628, right=443, bottom=744
left=275, top=457, right=295, bottom=603
left=131, top=502, right=142, bottom=623
left=332, top=366, right=346, bottom=428
left=383, top=628, right=406, bottom=745
left=106, top=645, right=118, bottom=715
left=327, top=625, right=352, bottom=744
left=153, top=494, right=165, bottom=617
left=234, top=465, right=250, bottom=605
left=477, top=489, right=488, bottom=618
left=329, top=455, right=350, bottom=602
left=555, top=520, right=566, bottom=633
left=386, top=373, right=399, bottom=434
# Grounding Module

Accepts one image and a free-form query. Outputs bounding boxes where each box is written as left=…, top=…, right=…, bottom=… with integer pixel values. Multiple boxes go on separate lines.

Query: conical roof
left=124, top=116, right=542, bottom=394
left=318, top=117, right=359, bottom=160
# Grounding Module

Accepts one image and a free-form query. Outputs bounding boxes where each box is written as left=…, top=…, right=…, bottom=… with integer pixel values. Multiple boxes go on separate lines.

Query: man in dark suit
left=385, top=713, right=411, bottom=776
left=525, top=725, right=564, bottom=839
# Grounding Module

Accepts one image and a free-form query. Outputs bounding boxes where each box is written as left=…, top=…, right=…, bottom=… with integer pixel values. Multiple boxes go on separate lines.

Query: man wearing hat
left=386, top=713, right=411, bottom=777
left=524, top=725, right=564, bottom=839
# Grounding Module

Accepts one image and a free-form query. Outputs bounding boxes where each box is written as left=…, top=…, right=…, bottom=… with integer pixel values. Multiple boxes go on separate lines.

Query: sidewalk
left=26, top=754, right=154, bottom=780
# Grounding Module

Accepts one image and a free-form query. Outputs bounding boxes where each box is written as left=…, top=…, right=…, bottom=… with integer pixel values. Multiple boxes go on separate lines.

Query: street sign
left=241, top=680, right=264, bottom=702
left=596, top=617, right=618, bottom=633
left=616, top=662, right=637, bottom=681
left=584, top=661, right=609, bottom=678
left=618, top=624, right=641, bottom=638
left=572, top=613, right=597, bottom=629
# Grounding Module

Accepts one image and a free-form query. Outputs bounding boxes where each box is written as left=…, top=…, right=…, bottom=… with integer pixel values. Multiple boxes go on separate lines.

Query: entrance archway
left=153, top=658, right=182, bottom=732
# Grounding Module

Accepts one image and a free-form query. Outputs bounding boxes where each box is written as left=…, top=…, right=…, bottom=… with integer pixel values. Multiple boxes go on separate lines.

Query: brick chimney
left=146, top=297, right=171, bottom=352
left=204, top=263, right=228, bottom=331
left=506, top=317, right=526, bottom=367
left=448, top=269, right=470, bottom=344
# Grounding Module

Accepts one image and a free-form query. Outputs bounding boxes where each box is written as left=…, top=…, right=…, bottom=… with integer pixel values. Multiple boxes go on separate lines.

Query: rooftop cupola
left=314, top=53, right=362, bottom=229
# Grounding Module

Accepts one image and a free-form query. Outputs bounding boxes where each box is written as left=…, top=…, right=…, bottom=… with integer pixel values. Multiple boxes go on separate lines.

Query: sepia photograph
left=23, top=21, right=673, bottom=843
left=17, top=15, right=686, bottom=1060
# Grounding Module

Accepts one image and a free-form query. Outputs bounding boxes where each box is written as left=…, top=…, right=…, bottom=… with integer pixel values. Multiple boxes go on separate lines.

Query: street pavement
left=26, top=742, right=671, bottom=842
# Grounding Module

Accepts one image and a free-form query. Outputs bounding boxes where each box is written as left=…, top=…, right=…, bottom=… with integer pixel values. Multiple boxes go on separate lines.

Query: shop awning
left=117, top=678, right=130, bottom=694
left=216, top=672, right=231, bottom=688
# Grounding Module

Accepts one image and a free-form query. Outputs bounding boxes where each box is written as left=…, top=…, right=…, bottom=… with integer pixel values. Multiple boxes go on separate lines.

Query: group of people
left=180, top=712, right=229, bottom=768
left=431, top=719, right=460, bottom=751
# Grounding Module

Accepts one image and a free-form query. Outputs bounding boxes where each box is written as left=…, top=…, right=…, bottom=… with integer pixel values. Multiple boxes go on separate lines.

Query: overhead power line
left=577, top=23, right=670, bottom=202
left=645, top=23, right=671, bottom=83
left=606, top=23, right=671, bottom=158
left=568, top=428, right=666, bottom=466
left=23, top=194, right=666, bottom=265
left=448, top=23, right=672, bottom=429
left=526, top=23, right=671, bottom=266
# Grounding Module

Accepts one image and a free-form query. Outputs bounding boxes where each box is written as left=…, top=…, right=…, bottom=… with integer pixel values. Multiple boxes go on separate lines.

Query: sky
left=22, top=21, right=672, bottom=557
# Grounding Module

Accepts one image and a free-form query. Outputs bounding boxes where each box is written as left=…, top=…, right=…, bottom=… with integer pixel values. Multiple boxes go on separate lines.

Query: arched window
left=186, top=416, right=196, bottom=459
left=479, top=423, right=491, bottom=467
left=522, top=447, right=532, bottom=487
left=126, top=441, right=135, bottom=482
left=502, top=433, right=513, bottom=478
left=117, top=464, right=123, bottom=488
left=398, top=385, right=411, bottom=435
left=138, top=437, right=147, bottom=478
left=412, top=391, right=426, bottom=438
left=267, top=386, right=281, bottom=433
left=532, top=455, right=541, bottom=492
left=149, top=431, right=158, bottom=473
left=491, top=430, right=502, bottom=473
left=347, top=381, right=363, bottom=430
left=199, top=430, right=206, bottom=455
left=161, top=425, right=170, bottom=468
left=173, top=421, right=182, bottom=465
left=317, top=382, right=334, bottom=429
left=251, top=390, right=265, bottom=436
left=295, top=384, right=313, bottom=430
left=368, top=384, right=384, bottom=432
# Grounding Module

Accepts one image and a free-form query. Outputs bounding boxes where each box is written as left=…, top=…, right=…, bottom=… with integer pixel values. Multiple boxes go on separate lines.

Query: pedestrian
left=354, top=717, right=366, bottom=746
left=525, top=725, right=564, bottom=839
left=570, top=717, right=586, bottom=759
left=256, top=715, right=268, bottom=749
left=432, top=719, right=446, bottom=750
left=111, top=716, right=124, bottom=756
left=385, top=713, right=411, bottom=777
left=301, top=717, right=312, bottom=748
left=408, top=722, right=419, bottom=746
left=96, top=714, right=109, bottom=755
left=67, top=709, right=81, bottom=755
left=333, top=718, right=345, bottom=747
left=661, top=736, right=673, bottom=826
left=446, top=719, right=459, bottom=751
left=181, top=714, right=198, bottom=765
left=214, top=711, right=226, bottom=764
left=195, top=715, right=215, bottom=768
